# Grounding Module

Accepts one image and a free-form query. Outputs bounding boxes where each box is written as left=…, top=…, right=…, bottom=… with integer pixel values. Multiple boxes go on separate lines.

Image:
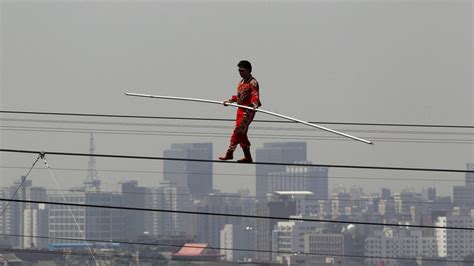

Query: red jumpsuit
left=228, top=76, right=261, bottom=148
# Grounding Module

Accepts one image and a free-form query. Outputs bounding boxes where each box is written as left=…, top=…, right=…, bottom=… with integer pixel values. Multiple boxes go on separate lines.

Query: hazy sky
left=1, top=0, right=472, bottom=196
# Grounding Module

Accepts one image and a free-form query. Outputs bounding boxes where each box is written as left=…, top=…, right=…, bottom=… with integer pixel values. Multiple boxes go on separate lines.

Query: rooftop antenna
left=84, top=132, right=101, bottom=190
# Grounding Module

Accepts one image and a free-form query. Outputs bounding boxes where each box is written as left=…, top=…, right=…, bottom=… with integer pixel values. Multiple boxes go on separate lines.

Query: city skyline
left=0, top=138, right=471, bottom=197
left=0, top=139, right=472, bottom=264
left=1, top=0, right=472, bottom=197
left=0, top=0, right=472, bottom=264
left=0, top=167, right=472, bottom=264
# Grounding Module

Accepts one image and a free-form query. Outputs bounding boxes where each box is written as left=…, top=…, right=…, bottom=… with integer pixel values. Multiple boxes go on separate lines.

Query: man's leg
left=218, top=143, right=237, bottom=161
left=219, top=110, right=244, bottom=161
left=237, top=111, right=255, bottom=163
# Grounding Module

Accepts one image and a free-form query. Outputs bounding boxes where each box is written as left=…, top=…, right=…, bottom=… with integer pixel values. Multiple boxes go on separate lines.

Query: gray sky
left=1, top=0, right=472, bottom=196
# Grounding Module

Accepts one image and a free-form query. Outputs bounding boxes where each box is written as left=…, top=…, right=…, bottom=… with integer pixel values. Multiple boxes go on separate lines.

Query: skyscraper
left=267, top=161, right=328, bottom=199
left=149, top=181, right=193, bottom=236
left=120, top=180, right=147, bottom=240
left=220, top=224, right=255, bottom=261
left=0, top=177, right=47, bottom=248
left=23, top=204, right=48, bottom=249
left=48, top=191, right=123, bottom=244
left=435, top=209, right=474, bottom=260
left=255, top=142, right=307, bottom=197
left=196, top=191, right=252, bottom=248
left=452, top=163, right=474, bottom=207
left=465, top=163, right=474, bottom=186
left=255, top=192, right=298, bottom=262
left=163, top=143, right=213, bottom=196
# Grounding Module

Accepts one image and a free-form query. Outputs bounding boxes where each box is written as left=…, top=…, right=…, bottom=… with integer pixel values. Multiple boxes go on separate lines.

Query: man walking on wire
left=219, top=60, right=261, bottom=163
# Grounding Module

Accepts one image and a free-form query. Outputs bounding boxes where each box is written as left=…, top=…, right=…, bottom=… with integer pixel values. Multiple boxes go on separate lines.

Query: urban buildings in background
left=255, top=142, right=307, bottom=197
left=0, top=140, right=472, bottom=265
left=268, top=161, right=329, bottom=200
left=163, top=142, right=213, bottom=197
left=453, top=163, right=474, bottom=207
left=0, top=177, right=47, bottom=248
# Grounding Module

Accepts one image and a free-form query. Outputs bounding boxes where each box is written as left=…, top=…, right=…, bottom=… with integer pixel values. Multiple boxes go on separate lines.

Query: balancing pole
left=125, top=92, right=373, bottom=145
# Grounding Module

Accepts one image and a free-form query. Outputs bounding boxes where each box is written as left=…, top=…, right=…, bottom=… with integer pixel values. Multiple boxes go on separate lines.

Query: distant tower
left=466, top=163, right=474, bottom=186
left=84, top=132, right=101, bottom=190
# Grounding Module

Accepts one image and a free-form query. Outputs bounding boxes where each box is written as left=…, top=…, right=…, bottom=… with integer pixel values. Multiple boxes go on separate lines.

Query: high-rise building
left=393, top=191, right=422, bottom=215
left=465, top=163, right=474, bottom=186
left=365, top=228, right=438, bottom=266
left=48, top=191, right=123, bottom=244
left=422, top=187, right=437, bottom=201
left=255, top=192, right=298, bottom=262
left=23, top=204, right=48, bottom=249
left=255, top=142, right=307, bottom=197
left=196, top=192, right=244, bottom=248
left=149, top=181, right=193, bottom=236
left=120, top=180, right=147, bottom=240
left=271, top=191, right=318, bottom=216
left=220, top=224, right=255, bottom=261
left=452, top=163, right=474, bottom=208
left=272, top=217, right=321, bottom=262
left=378, top=199, right=396, bottom=218
left=331, top=192, right=351, bottom=217
left=304, top=232, right=354, bottom=264
left=163, top=143, right=213, bottom=196
left=0, top=177, right=47, bottom=248
left=267, top=161, right=328, bottom=199
left=381, top=188, right=392, bottom=200
left=452, top=186, right=474, bottom=207
left=435, top=208, right=474, bottom=261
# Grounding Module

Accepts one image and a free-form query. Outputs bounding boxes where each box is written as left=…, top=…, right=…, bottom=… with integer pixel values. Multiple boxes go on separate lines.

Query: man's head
left=237, top=60, right=252, bottom=79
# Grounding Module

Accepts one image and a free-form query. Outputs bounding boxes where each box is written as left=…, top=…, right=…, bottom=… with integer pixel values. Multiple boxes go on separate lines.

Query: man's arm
left=223, top=95, right=238, bottom=106
left=250, top=79, right=261, bottom=108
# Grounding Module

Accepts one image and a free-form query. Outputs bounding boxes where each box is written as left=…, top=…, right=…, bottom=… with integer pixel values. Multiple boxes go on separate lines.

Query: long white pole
left=125, top=92, right=373, bottom=145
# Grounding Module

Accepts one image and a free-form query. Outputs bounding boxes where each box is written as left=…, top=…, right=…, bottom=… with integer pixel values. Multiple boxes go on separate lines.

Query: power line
left=2, top=126, right=473, bottom=145
left=0, top=233, right=471, bottom=264
left=0, top=165, right=466, bottom=183
left=2, top=118, right=474, bottom=136
left=1, top=118, right=473, bottom=136
left=0, top=198, right=472, bottom=231
left=1, top=110, right=473, bottom=128
left=1, top=149, right=473, bottom=173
